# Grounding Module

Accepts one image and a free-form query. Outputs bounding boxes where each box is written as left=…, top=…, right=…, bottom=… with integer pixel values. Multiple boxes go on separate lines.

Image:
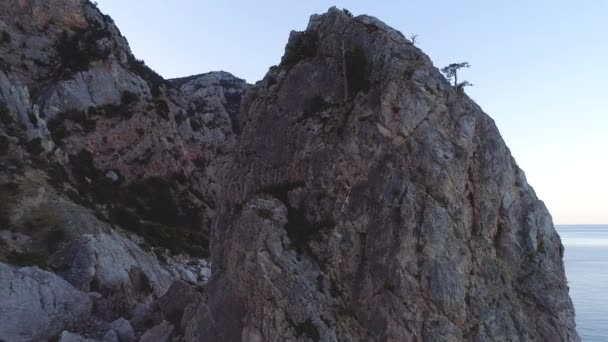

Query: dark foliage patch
left=85, top=92, right=137, bottom=120
left=0, top=104, right=13, bottom=126
left=56, top=26, right=111, bottom=75
left=174, top=112, right=185, bottom=125
left=281, top=30, right=319, bottom=67
left=403, top=65, right=416, bottom=80
left=345, top=47, right=371, bottom=97
left=286, top=317, right=320, bottom=342
left=0, top=205, right=68, bottom=268
left=0, top=182, right=18, bottom=229
left=302, top=95, right=333, bottom=122
left=223, top=91, right=244, bottom=134
left=47, top=109, right=97, bottom=144
left=65, top=152, right=209, bottom=257
left=127, top=56, right=167, bottom=97
left=1, top=31, right=11, bottom=45
left=25, top=138, right=44, bottom=155
left=0, top=135, right=9, bottom=155
left=121, top=90, right=139, bottom=106
left=155, top=100, right=169, bottom=120
left=3, top=251, right=48, bottom=268
left=256, top=208, right=274, bottom=220
left=189, top=117, right=202, bottom=131
left=109, top=177, right=208, bottom=257
left=27, top=111, right=38, bottom=127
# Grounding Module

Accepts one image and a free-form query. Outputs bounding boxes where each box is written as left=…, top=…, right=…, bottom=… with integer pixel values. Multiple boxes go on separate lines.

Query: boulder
left=0, top=263, right=92, bottom=342
left=109, top=318, right=136, bottom=342
left=157, top=280, right=203, bottom=327
left=140, top=321, right=175, bottom=342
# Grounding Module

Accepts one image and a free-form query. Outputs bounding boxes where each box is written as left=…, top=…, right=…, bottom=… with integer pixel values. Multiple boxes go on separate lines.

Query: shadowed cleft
left=345, top=46, right=371, bottom=97
left=261, top=182, right=316, bottom=252
left=286, top=317, right=321, bottom=342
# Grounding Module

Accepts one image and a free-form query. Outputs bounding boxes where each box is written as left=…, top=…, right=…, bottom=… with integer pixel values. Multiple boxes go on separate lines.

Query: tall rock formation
left=0, top=1, right=577, bottom=341
left=0, top=1, right=246, bottom=340
left=185, top=7, right=578, bottom=342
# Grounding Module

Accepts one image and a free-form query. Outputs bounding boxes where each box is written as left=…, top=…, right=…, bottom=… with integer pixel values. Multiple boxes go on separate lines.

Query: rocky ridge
left=0, top=0, right=245, bottom=340
left=0, top=1, right=577, bottom=342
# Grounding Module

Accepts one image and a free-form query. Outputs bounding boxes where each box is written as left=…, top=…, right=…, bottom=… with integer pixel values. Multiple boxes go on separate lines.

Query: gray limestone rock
left=0, top=263, right=92, bottom=342
left=59, top=331, right=98, bottom=342
left=0, top=2, right=579, bottom=342
left=186, top=7, right=579, bottom=342
left=140, top=320, right=175, bottom=342
left=109, top=318, right=136, bottom=342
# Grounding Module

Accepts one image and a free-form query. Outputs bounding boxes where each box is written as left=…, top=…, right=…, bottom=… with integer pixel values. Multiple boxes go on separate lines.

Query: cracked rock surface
left=186, top=7, right=579, bottom=342
left=0, top=2, right=577, bottom=342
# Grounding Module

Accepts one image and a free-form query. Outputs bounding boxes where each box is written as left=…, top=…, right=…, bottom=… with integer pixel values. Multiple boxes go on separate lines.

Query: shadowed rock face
left=0, top=0, right=249, bottom=259
left=185, top=7, right=579, bottom=342
left=0, top=1, right=244, bottom=340
left=0, top=2, right=577, bottom=342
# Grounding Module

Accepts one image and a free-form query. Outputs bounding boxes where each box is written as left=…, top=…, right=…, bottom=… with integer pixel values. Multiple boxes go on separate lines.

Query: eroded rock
left=187, top=7, right=579, bottom=342
left=0, top=263, right=92, bottom=342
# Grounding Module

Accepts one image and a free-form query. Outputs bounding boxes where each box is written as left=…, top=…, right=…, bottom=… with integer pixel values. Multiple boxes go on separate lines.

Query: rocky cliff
left=0, top=1, right=577, bottom=341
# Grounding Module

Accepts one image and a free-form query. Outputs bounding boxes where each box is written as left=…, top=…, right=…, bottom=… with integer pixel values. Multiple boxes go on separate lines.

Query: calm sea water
left=557, top=225, right=608, bottom=341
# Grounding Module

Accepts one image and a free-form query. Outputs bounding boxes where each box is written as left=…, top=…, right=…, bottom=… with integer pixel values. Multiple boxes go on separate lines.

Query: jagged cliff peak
left=0, top=4, right=578, bottom=342
left=187, top=7, right=579, bottom=342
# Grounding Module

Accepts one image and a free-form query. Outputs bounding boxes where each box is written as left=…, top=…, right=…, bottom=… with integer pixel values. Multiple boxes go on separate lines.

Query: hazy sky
left=96, top=1, right=607, bottom=224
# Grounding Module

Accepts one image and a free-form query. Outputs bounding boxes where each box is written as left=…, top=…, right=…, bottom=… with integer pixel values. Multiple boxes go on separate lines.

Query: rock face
left=185, top=7, right=579, bottom=342
left=0, top=0, right=249, bottom=260
left=0, top=1, right=245, bottom=341
left=0, top=2, right=578, bottom=342
left=0, top=264, right=92, bottom=342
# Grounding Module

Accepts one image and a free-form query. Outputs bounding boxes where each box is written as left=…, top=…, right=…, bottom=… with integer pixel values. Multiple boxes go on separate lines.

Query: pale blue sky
left=96, top=1, right=607, bottom=224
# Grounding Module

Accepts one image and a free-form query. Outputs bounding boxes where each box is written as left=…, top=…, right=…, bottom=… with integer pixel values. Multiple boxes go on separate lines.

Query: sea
left=557, top=225, right=608, bottom=341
